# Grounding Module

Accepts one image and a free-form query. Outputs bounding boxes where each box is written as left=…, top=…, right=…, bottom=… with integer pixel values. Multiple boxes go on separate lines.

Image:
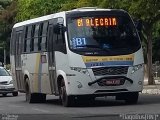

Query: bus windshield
left=67, top=12, right=141, bottom=56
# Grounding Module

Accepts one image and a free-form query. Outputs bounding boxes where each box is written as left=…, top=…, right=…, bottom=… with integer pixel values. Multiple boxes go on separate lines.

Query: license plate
left=105, top=79, right=121, bottom=85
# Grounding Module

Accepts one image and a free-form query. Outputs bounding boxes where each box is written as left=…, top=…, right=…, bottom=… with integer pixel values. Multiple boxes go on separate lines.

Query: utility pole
left=4, top=44, right=6, bottom=68
left=0, top=42, right=6, bottom=68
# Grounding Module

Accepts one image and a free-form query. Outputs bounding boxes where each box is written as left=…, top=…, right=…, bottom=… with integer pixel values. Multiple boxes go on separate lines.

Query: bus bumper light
left=70, top=67, right=89, bottom=75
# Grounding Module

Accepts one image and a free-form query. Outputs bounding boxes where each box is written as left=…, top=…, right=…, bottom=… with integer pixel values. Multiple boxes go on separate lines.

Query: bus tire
left=37, top=93, right=46, bottom=103
left=125, top=92, right=139, bottom=104
left=2, top=93, right=7, bottom=97
left=59, top=79, right=74, bottom=107
left=25, top=78, right=46, bottom=103
left=12, top=92, right=18, bottom=96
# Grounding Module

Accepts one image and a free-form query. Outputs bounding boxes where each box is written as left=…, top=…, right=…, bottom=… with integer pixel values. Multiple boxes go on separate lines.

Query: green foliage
left=129, top=0, right=160, bottom=24
left=153, top=22, right=160, bottom=62
left=60, top=0, right=78, bottom=11
left=16, top=0, right=66, bottom=21
left=0, top=0, right=16, bottom=63
left=0, top=0, right=11, bottom=9
left=76, top=0, right=98, bottom=7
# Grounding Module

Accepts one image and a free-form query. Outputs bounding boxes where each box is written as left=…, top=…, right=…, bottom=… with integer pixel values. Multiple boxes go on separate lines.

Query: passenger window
left=11, top=29, right=16, bottom=55
left=52, top=18, right=66, bottom=54
left=38, top=23, right=43, bottom=51
left=26, top=25, right=32, bottom=52
left=23, top=21, right=49, bottom=53
left=34, top=24, right=40, bottom=52
left=30, top=25, right=35, bottom=51
left=24, top=27, right=28, bottom=52
left=41, top=21, right=48, bottom=51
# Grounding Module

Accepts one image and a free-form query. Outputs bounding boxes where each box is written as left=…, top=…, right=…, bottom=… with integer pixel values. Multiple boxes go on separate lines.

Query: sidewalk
left=142, top=79, right=160, bottom=94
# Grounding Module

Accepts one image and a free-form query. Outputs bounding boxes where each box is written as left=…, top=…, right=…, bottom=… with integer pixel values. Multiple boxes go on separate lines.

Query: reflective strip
left=49, top=66, right=55, bottom=70
left=82, top=54, right=134, bottom=63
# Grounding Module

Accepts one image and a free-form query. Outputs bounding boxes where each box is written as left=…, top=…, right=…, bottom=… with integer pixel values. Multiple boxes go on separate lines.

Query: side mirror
left=53, top=23, right=66, bottom=34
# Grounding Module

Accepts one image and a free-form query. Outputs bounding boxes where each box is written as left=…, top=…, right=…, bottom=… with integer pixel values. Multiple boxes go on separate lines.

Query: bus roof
left=13, top=11, right=65, bottom=28
left=66, top=7, right=125, bottom=14
left=13, top=8, right=126, bottom=28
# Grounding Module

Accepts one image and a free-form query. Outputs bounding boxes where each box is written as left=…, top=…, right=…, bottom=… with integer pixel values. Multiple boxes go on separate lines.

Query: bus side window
left=34, top=24, right=40, bottom=52
left=11, top=29, right=16, bottom=55
left=26, top=25, right=32, bottom=53
left=41, top=21, right=48, bottom=51
left=52, top=18, right=66, bottom=54
left=59, top=27, right=64, bottom=44
left=54, top=24, right=65, bottom=45
left=38, top=23, right=43, bottom=51
left=30, top=25, right=35, bottom=52
left=24, top=27, right=28, bottom=52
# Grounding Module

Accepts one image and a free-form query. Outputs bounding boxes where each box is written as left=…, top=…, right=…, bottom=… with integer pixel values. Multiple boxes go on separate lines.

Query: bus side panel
left=22, top=53, right=52, bottom=94
left=55, top=51, right=69, bottom=92
left=10, top=55, right=18, bottom=90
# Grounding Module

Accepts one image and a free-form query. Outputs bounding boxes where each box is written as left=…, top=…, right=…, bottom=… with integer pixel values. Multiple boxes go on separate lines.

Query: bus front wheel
left=59, top=79, right=74, bottom=107
left=12, top=92, right=18, bottom=96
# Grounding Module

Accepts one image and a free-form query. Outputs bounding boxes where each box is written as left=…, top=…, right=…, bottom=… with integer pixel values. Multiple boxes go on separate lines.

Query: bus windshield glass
left=67, top=12, right=141, bottom=55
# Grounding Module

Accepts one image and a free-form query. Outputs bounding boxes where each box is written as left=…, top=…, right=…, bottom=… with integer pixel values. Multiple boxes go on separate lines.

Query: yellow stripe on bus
left=34, top=53, right=41, bottom=92
left=82, top=54, right=134, bottom=63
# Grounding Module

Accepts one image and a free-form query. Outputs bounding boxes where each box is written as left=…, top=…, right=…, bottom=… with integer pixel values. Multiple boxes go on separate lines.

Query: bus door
left=15, top=28, right=24, bottom=91
left=48, top=18, right=66, bottom=95
left=48, top=19, right=57, bottom=94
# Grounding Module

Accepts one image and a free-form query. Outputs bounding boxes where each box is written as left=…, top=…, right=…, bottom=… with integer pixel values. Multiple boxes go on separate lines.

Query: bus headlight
left=131, top=64, right=144, bottom=74
left=70, top=67, right=89, bottom=75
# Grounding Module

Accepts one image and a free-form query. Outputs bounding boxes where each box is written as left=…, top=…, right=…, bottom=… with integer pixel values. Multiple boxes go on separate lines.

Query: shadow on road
left=1, top=93, right=160, bottom=108
left=45, top=94, right=160, bottom=107
left=138, top=94, right=160, bottom=105
left=45, top=97, right=127, bottom=107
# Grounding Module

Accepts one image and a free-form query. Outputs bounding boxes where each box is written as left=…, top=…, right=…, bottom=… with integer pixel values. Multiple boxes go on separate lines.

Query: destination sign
left=77, top=17, right=117, bottom=27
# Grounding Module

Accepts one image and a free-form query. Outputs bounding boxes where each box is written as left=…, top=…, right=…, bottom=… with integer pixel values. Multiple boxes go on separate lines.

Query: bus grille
left=92, top=66, right=129, bottom=76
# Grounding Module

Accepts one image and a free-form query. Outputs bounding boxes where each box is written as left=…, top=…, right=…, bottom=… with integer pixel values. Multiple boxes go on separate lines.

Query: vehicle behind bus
left=10, top=7, right=144, bottom=107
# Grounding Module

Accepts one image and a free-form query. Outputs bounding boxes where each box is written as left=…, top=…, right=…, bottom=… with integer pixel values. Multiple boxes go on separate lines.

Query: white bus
left=10, top=7, right=144, bottom=107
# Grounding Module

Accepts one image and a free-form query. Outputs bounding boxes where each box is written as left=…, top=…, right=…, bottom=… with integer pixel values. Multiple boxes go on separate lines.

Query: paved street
left=0, top=92, right=160, bottom=120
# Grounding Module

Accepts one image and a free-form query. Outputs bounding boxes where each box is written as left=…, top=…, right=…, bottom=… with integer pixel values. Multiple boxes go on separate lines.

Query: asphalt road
left=0, top=93, right=160, bottom=120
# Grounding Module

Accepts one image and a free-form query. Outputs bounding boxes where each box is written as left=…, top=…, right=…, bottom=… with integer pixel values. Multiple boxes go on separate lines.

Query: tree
left=153, top=22, right=160, bottom=62
left=98, top=0, right=160, bottom=85
left=16, top=0, right=67, bottom=22
left=129, top=0, right=160, bottom=85
left=0, top=0, right=17, bottom=64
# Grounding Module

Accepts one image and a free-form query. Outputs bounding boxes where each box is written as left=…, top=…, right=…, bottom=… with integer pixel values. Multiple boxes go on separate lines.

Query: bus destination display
left=77, top=17, right=117, bottom=27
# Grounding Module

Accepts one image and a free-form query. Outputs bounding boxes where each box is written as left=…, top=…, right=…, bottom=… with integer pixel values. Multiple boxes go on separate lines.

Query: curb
left=142, top=89, right=160, bottom=94
left=141, top=84, right=160, bottom=94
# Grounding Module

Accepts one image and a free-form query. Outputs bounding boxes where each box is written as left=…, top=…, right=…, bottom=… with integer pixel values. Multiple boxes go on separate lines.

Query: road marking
left=32, top=108, right=50, bottom=113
